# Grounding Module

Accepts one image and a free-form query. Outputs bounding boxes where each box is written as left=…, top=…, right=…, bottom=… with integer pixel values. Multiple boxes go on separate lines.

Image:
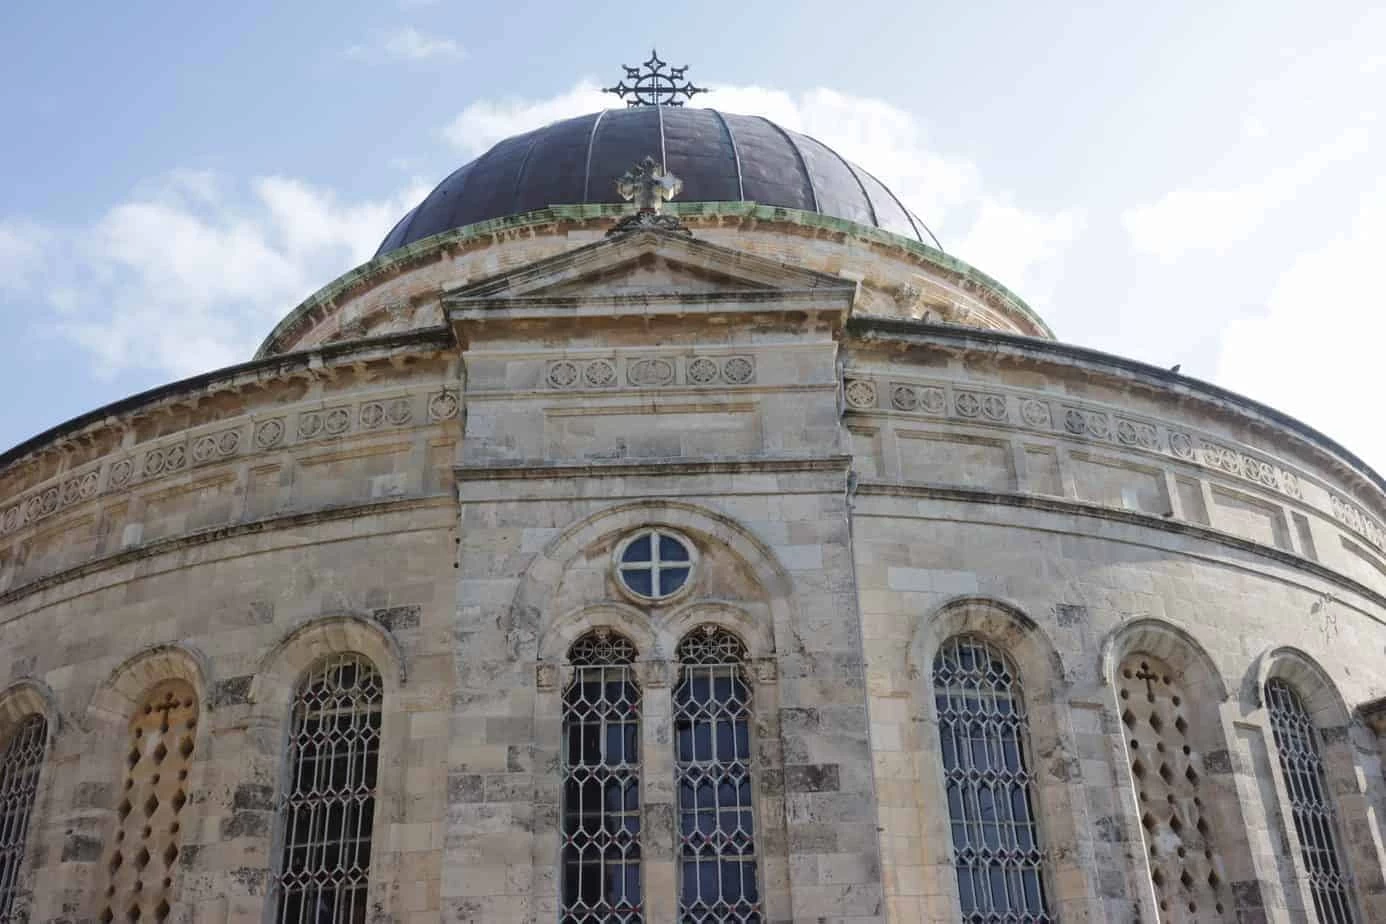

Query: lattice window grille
left=933, top=635, right=1052, bottom=923
left=1118, top=655, right=1226, bottom=922
left=100, top=681, right=198, bottom=924
left=274, top=654, right=383, bottom=924
left=674, top=626, right=760, bottom=924
left=562, top=630, right=643, bottom=924
left=0, top=715, right=46, bottom=923
left=1266, top=678, right=1355, bottom=924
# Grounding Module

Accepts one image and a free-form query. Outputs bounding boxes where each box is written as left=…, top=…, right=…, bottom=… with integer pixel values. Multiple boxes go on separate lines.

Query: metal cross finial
left=603, top=49, right=707, bottom=107
left=616, top=156, right=683, bottom=213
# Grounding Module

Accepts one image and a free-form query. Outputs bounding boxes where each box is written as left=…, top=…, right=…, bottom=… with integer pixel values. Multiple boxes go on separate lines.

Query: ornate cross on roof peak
left=607, top=157, right=692, bottom=237
left=603, top=49, right=707, bottom=108
left=616, top=156, right=682, bottom=213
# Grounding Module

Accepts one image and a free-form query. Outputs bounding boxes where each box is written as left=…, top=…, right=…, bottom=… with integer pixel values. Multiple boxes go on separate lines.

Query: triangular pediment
left=445, top=228, right=857, bottom=303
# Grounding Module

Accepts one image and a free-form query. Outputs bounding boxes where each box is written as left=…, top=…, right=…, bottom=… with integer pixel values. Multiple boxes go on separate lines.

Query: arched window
left=934, top=635, right=1051, bottom=922
left=99, top=680, right=198, bottom=924
left=0, top=714, right=47, bottom=921
left=562, top=630, right=643, bottom=924
left=274, top=653, right=383, bottom=924
left=674, top=626, right=759, bottom=924
left=1265, top=678, right=1355, bottom=923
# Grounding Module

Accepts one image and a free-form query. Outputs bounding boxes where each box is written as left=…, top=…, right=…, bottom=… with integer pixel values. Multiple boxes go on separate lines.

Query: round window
left=615, top=528, right=695, bottom=601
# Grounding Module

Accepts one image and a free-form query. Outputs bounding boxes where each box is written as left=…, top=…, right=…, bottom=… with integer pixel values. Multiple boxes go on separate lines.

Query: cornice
left=255, top=203, right=1051, bottom=359
left=0, top=327, right=455, bottom=475
left=847, top=317, right=1386, bottom=501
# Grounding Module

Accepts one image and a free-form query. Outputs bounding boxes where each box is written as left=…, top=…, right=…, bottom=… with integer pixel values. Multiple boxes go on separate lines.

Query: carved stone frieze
left=543, top=355, right=755, bottom=390
left=360, top=398, right=413, bottom=431
left=955, top=391, right=1007, bottom=422
left=0, top=387, right=454, bottom=541
left=1331, top=494, right=1385, bottom=550
left=843, top=373, right=1319, bottom=510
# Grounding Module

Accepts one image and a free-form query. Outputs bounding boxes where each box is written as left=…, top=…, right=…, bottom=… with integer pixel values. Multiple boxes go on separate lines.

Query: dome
left=376, top=107, right=940, bottom=256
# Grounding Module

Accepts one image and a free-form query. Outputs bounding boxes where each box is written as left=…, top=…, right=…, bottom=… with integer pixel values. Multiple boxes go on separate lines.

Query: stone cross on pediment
left=616, top=157, right=683, bottom=214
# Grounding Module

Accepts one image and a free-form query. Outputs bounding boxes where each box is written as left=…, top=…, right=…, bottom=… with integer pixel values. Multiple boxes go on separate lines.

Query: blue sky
left=2, top=1, right=1384, bottom=466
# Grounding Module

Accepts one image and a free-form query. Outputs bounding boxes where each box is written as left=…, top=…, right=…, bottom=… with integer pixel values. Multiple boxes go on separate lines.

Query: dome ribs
left=375, top=107, right=926, bottom=254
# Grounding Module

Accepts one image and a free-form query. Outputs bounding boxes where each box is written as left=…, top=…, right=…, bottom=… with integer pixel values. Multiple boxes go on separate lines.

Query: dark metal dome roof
left=376, top=107, right=939, bottom=256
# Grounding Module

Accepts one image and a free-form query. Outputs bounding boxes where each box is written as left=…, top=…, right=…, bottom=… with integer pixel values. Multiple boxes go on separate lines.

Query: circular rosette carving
left=844, top=380, right=877, bottom=409
left=722, top=356, right=754, bottom=384
left=1168, top=432, right=1195, bottom=459
left=217, top=430, right=240, bottom=455
left=298, top=413, right=323, bottom=440
left=687, top=357, right=719, bottom=385
left=547, top=361, right=579, bottom=389
left=890, top=385, right=919, bottom=411
left=627, top=357, right=675, bottom=387
left=143, top=448, right=166, bottom=476
left=78, top=470, right=99, bottom=499
left=109, top=459, right=133, bottom=488
left=324, top=408, right=351, bottom=435
left=1021, top=399, right=1051, bottom=428
left=919, top=387, right=946, bottom=414
left=427, top=391, right=459, bottom=421
left=164, top=445, right=187, bottom=471
left=359, top=402, right=386, bottom=429
left=256, top=418, right=285, bottom=449
left=980, top=395, right=1007, bottom=421
left=386, top=398, right=412, bottom=425
left=192, top=435, right=219, bottom=463
left=1, top=506, right=19, bottom=533
left=954, top=392, right=981, bottom=418
left=583, top=360, right=617, bottom=387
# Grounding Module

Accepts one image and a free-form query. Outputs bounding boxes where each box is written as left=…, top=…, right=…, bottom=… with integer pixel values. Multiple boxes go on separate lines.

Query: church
left=1, top=55, right=1384, bottom=923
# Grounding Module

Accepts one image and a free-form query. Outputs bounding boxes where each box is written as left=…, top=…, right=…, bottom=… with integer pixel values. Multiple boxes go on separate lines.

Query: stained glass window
left=934, top=636, right=1051, bottom=922
left=275, top=654, right=383, bottom=924
left=674, top=626, right=759, bottom=924
left=0, top=715, right=46, bottom=923
left=562, top=631, right=643, bottom=923
left=1266, top=678, right=1355, bottom=923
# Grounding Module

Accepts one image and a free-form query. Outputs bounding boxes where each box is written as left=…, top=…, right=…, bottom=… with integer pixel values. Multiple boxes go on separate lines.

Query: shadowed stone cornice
left=0, top=327, right=455, bottom=476
left=454, top=455, right=853, bottom=482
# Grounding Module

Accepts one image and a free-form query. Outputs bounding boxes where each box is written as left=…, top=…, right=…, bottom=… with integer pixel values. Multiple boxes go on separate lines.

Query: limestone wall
left=1, top=236, right=1386, bottom=923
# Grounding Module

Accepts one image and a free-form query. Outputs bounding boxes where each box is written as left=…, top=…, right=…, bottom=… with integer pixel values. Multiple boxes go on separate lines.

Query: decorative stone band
left=0, top=388, right=460, bottom=539
left=1331, top=494, right=1386, bottom=551
left=843, top=372, right=1352, bottom=519
left=544, top=355, right=756, bottom=390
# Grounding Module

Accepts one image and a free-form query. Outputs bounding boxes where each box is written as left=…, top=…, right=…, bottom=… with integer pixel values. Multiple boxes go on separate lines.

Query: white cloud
left=0, top=173, right=427, bottom=378
left=346, top=27, right=463, bottom=62
left=445, top=81, right=608, bottom=155
left=1122, top=126, right=1369, bottom=262
left=443, top=82, right=1081, bottom=306
left=1215, top=177, right=1386, bottom=469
